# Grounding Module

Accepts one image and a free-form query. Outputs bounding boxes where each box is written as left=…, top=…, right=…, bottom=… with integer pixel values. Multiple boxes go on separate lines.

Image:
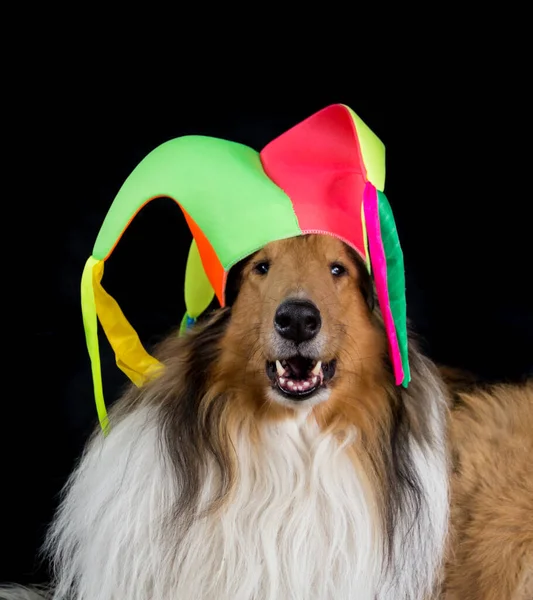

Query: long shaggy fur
left=2, top=235, right=531, bottom=600
left=443, top=378, right=533, bottom=600
left=0, top=588, right=50, bottom=600
left=28, top=321, right=448, bottom=600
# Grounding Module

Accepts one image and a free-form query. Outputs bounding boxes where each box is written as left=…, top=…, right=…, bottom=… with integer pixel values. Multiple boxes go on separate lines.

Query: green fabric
left=92, top=136, right=301, bottom=269
left=378, top=191, right=411, bottom=386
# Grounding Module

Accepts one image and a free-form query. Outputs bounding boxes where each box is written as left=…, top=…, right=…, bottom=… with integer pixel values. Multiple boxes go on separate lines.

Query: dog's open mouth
left=266, top=356, right=336, bottom=399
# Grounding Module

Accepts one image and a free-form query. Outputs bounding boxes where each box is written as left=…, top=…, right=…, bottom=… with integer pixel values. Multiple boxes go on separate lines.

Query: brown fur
left=220, top=235, right=533, bottom=599
left=215, top=234, right=440, bottom=561
left=442, top=379, right=533, bottom=600
left=111, top=235, right=436, bottom=566
left=111, top=234, right=532, bottom=599
left=220, top=235, right=388, bottom=423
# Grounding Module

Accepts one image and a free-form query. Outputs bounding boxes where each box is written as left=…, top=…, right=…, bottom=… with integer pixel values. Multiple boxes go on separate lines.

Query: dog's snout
left=274, top=300, right=322, bottom=343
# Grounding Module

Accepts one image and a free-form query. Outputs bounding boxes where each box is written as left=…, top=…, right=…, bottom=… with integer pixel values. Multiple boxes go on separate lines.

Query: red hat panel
left=259, top=104, right=368, bottom=261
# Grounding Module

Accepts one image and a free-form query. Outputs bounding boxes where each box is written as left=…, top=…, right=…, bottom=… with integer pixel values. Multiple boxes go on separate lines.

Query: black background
left=3, top=66, right=532, bottom=587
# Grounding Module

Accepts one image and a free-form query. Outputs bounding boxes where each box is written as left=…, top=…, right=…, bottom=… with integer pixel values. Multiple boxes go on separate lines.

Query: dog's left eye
left=330, top=263, right=347, bottom=277
left=254, top=261, right=270, bottom=275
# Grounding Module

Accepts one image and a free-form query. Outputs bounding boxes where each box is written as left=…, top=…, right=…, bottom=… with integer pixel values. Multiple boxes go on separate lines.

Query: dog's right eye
left=253, top=261, right=270, bottom=275
left=330, top=263, right=347, bottom=277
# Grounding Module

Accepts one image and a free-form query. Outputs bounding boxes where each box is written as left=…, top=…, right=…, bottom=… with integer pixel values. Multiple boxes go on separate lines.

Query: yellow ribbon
left=81, top=257, right=163, bottom=433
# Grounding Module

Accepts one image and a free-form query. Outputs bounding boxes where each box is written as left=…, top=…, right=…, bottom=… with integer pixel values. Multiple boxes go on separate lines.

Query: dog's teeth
left=302, top=381, right=310, bottom=388
left=311, top=375, right=318, bottom=385
left=288, top=381, right=295, bottom=388
left=279, top=377, right=285, bottom=385
left=311, top=360, right=322, bottom=375
left=275, top=360, right=285, bottom=377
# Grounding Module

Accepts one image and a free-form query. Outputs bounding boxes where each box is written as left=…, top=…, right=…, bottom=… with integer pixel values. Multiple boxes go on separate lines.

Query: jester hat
left=82, top=104, right=410, bottom=432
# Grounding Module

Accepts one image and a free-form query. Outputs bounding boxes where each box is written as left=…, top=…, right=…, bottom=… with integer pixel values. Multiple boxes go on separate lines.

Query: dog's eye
left=330, top=263, right=347, bottom=277
left=253, top=261, right=270, bottom=275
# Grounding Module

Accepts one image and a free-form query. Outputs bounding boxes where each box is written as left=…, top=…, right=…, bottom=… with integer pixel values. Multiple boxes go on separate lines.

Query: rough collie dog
left=2, top=235, right=532, bottom=600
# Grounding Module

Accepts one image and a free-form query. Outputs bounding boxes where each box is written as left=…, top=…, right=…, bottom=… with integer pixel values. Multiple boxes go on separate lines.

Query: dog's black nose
left=274, top=300, right=322, bottom=343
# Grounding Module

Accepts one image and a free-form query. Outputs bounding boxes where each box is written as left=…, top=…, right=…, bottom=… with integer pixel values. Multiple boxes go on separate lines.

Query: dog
left=2, top=234, right=532, bottom=599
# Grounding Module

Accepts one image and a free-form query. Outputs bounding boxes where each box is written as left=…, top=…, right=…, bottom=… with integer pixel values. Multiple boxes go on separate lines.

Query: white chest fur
left=177, top=417, right=381, bottom=599
left=48, top=406, right=448, bottom=600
